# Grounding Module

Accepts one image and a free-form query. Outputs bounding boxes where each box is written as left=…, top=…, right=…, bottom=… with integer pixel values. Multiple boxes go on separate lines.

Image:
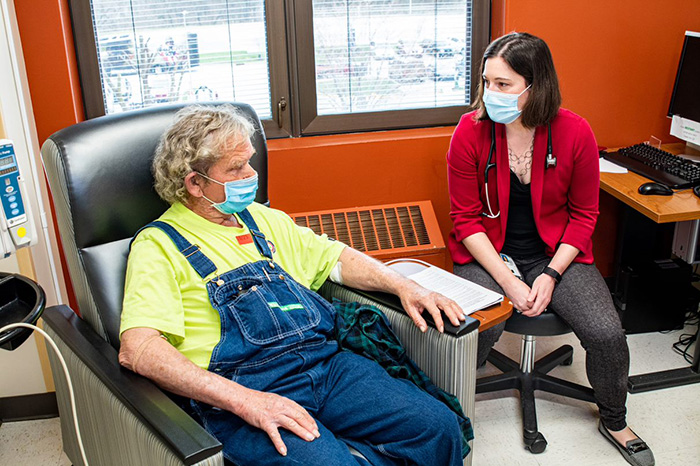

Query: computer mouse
left=693, top=185, right=700, bottom=199
left=638, top=182, right=673, bottom=196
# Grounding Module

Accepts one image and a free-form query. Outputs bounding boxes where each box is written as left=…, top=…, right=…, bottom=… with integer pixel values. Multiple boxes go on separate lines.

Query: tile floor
left=0, top=323, right=698, bottom=465
left=472, top=322, right=700, bottom=465
left=0, top=416, right=70, bottom=465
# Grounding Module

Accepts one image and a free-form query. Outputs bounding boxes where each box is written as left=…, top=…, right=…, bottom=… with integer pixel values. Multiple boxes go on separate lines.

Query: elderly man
left=119, top=104, right=466, bottom=466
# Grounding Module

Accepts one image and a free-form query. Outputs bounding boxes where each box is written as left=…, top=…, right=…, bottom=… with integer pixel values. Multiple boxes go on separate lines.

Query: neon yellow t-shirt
left=120, top=202, right=346, bottom=369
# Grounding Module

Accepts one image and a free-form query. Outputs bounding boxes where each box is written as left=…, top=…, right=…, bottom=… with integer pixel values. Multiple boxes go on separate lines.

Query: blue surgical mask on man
left=483, top=84, right=532, bottom=124
left=198, top=172, right=258, bottom=214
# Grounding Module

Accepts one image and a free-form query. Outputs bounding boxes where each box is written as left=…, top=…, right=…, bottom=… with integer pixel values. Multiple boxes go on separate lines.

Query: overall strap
left=237, top=208, right=273, bottom=260
left=130, top=221, right=217, bottom=279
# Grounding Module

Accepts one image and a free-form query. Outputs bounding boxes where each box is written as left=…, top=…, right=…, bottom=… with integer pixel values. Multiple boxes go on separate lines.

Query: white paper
left=408, top=266, right=503, bottom=315
left=599, top=158, right=628, bottom=174
left=671, top=115, right=700, bottom=146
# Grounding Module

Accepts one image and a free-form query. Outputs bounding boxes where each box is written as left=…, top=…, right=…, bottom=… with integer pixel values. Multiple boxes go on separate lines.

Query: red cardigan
left=447, top=109, right=600, bottom=265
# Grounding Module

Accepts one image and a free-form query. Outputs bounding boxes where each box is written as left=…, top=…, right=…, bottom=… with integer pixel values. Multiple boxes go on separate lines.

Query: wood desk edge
left=601, top=143, right=700, bottom=223
left=472, top=300, right=513, bottom=333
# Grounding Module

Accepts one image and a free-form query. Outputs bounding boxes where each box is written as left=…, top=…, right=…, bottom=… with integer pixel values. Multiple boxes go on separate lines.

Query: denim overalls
left=142, top=208, right=462, bottom=466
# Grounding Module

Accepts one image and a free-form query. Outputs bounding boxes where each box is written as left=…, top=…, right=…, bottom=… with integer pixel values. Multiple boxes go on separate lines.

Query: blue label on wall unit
left=0, top=142, right=25, bottom=224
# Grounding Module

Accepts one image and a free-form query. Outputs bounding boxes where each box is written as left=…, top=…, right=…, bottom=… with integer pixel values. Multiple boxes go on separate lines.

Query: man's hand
left=120, top=328, right=320, bottom=457
left=235, top=388, right=320, bottom=456
left=520, top=274, right=555, bottom=317
left=397, top=281, right=466, bottom=333
left=334, top=248, right=465, bottom=332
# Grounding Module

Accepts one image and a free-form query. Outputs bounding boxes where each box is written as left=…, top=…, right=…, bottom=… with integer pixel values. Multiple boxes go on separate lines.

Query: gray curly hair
left=153, top=104, right=255, bottom=205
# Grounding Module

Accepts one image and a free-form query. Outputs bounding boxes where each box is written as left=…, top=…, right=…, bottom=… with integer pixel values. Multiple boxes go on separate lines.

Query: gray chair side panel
left=319, top=282, right=477, bottom=466
left=42, top=140, right=107, bottom=340
left=190, top=454, right=225, bottom=466
left=386, top=308, right=476, bottom=466
left=45, top=326, right=224, bottom=466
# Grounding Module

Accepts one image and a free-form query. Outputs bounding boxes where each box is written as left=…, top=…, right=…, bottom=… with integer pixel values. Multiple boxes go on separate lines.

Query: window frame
left=293, top=0, right=490, bottom=136
left=68, top=0, right=490, bottom=138
left=68, top=0, right=294, bottom=138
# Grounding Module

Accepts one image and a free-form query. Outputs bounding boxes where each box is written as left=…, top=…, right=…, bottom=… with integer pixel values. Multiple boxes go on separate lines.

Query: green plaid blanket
left=333, top=300, right=474, bottom=458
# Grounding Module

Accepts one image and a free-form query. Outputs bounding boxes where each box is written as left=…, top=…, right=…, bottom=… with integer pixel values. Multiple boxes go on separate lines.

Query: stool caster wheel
left=524, top=432, right=547, bottom=454
left=562, top=355, right=573, bottom=366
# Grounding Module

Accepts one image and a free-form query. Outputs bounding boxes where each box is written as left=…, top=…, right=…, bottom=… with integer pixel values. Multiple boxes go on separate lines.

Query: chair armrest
left=318, top=281, right=480, bottom=336
left=42, top=305, right=223, bottom=466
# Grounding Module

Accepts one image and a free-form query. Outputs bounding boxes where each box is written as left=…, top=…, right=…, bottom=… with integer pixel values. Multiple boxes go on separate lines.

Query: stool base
left=476, top=343, right=595, bottom=453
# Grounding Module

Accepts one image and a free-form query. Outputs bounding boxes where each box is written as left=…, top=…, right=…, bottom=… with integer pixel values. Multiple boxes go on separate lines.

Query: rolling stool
left=475, top=311, right=595, bottom=453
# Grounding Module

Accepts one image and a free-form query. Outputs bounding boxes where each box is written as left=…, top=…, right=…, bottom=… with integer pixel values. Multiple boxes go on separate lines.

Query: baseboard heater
left=290, top=200, right=447, bottom=268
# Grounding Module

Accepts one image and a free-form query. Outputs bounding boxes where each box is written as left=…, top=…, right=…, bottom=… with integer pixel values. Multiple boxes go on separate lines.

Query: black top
left=501, top=170, right=547, bottom=258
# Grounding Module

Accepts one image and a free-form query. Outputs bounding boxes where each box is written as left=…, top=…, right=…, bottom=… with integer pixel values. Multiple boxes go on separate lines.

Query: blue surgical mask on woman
left=198, top=172, right=258, bottom=214
left=483, top=84, right=532, bottom=124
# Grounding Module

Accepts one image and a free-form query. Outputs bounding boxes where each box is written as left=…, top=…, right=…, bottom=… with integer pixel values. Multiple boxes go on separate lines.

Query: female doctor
left=447, top=32, right=654, bottom=466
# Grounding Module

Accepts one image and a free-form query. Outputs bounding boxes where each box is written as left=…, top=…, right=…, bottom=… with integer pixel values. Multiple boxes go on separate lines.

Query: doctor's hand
left=520, top=274, right=555, bottom=317
left=397, top=281, right=466, bottom=333
left=235, top=388, right=320, bottom=456
left=502, top=277, right=533, bottom=313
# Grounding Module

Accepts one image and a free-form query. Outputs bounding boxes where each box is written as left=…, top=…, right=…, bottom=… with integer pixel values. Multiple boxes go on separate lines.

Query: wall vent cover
left=290, top=201, right=445, bottom=261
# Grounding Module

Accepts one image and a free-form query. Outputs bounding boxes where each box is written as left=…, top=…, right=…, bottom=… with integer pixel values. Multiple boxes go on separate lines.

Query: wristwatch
left=542, top=266, right=562, bottom=284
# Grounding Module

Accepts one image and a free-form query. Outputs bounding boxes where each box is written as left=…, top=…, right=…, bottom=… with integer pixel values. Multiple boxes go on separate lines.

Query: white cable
left=385, top=258, right=432, bottom=267
left=0, top=322, right=89, bottom=466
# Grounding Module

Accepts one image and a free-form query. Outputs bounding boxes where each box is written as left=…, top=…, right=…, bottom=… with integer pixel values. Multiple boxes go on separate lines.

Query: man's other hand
left=235, top=389, right=320, bottom=456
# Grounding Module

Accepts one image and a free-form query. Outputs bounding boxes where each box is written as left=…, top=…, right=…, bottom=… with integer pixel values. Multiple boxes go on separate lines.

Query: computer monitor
left=668, top=31, right=700, bottom=156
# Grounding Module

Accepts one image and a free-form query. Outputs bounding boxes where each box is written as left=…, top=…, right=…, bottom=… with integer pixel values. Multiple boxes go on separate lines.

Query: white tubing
left=0, top=322, right=89, bottom=466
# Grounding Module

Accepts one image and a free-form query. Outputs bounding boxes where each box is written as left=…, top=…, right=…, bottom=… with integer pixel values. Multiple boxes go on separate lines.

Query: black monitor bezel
left=668, top=31, right=700, bottom=120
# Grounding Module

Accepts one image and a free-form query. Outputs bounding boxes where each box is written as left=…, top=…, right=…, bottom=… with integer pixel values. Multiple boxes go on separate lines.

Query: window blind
left=312, top=0, right=472, bottom=116
left=90, top=0, right=272, bottom=118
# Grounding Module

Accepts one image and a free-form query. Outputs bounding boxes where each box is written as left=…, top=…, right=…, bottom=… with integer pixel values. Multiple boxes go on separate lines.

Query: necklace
left=508, top=135, right=535, bottom=180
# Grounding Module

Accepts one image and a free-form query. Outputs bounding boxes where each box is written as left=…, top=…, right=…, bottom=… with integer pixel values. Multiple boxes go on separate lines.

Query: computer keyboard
left=602, top=143, right=700, bottom=189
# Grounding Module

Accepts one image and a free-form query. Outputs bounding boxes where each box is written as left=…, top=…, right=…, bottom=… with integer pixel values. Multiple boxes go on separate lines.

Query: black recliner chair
left=40, top=103, right=481, bottom=466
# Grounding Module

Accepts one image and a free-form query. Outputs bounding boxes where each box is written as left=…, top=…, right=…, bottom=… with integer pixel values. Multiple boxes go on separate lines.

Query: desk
left=600, top=142, right=700, bottom=392
left=601, top=143, right=700, bottom=223
left=470, top=302, right=513, bottom=332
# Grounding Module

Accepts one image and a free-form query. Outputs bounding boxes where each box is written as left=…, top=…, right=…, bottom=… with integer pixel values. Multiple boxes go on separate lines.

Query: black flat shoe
left=598, top=422, right=655, bottom=466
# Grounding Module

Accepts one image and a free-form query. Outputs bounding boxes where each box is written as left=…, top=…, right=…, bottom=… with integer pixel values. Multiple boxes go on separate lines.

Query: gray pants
left=454, top=255, right=629, bottom=431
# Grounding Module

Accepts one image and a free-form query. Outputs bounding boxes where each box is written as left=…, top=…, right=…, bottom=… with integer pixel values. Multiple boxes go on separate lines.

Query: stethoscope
left=482, top=123, right=556, bottom=218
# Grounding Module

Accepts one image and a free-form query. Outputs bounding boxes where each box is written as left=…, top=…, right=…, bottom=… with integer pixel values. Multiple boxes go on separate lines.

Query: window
left=71, top=0, right=489, bottom=137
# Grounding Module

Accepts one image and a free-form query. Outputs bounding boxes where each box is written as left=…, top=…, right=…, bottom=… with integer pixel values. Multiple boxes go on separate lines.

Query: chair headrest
left=46, top=102, right=268, bottom=249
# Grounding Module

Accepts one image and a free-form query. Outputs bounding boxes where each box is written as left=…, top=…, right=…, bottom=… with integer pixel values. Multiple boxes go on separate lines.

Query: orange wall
left=15, top=0, right=82, bottom=309
left=14, top=0, right=700, bottom=279
left=496, top=0, right=700, bottom=148
left=15, top=0, right=84, bottom=141
left=268, top=127, right=456, bottom=248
